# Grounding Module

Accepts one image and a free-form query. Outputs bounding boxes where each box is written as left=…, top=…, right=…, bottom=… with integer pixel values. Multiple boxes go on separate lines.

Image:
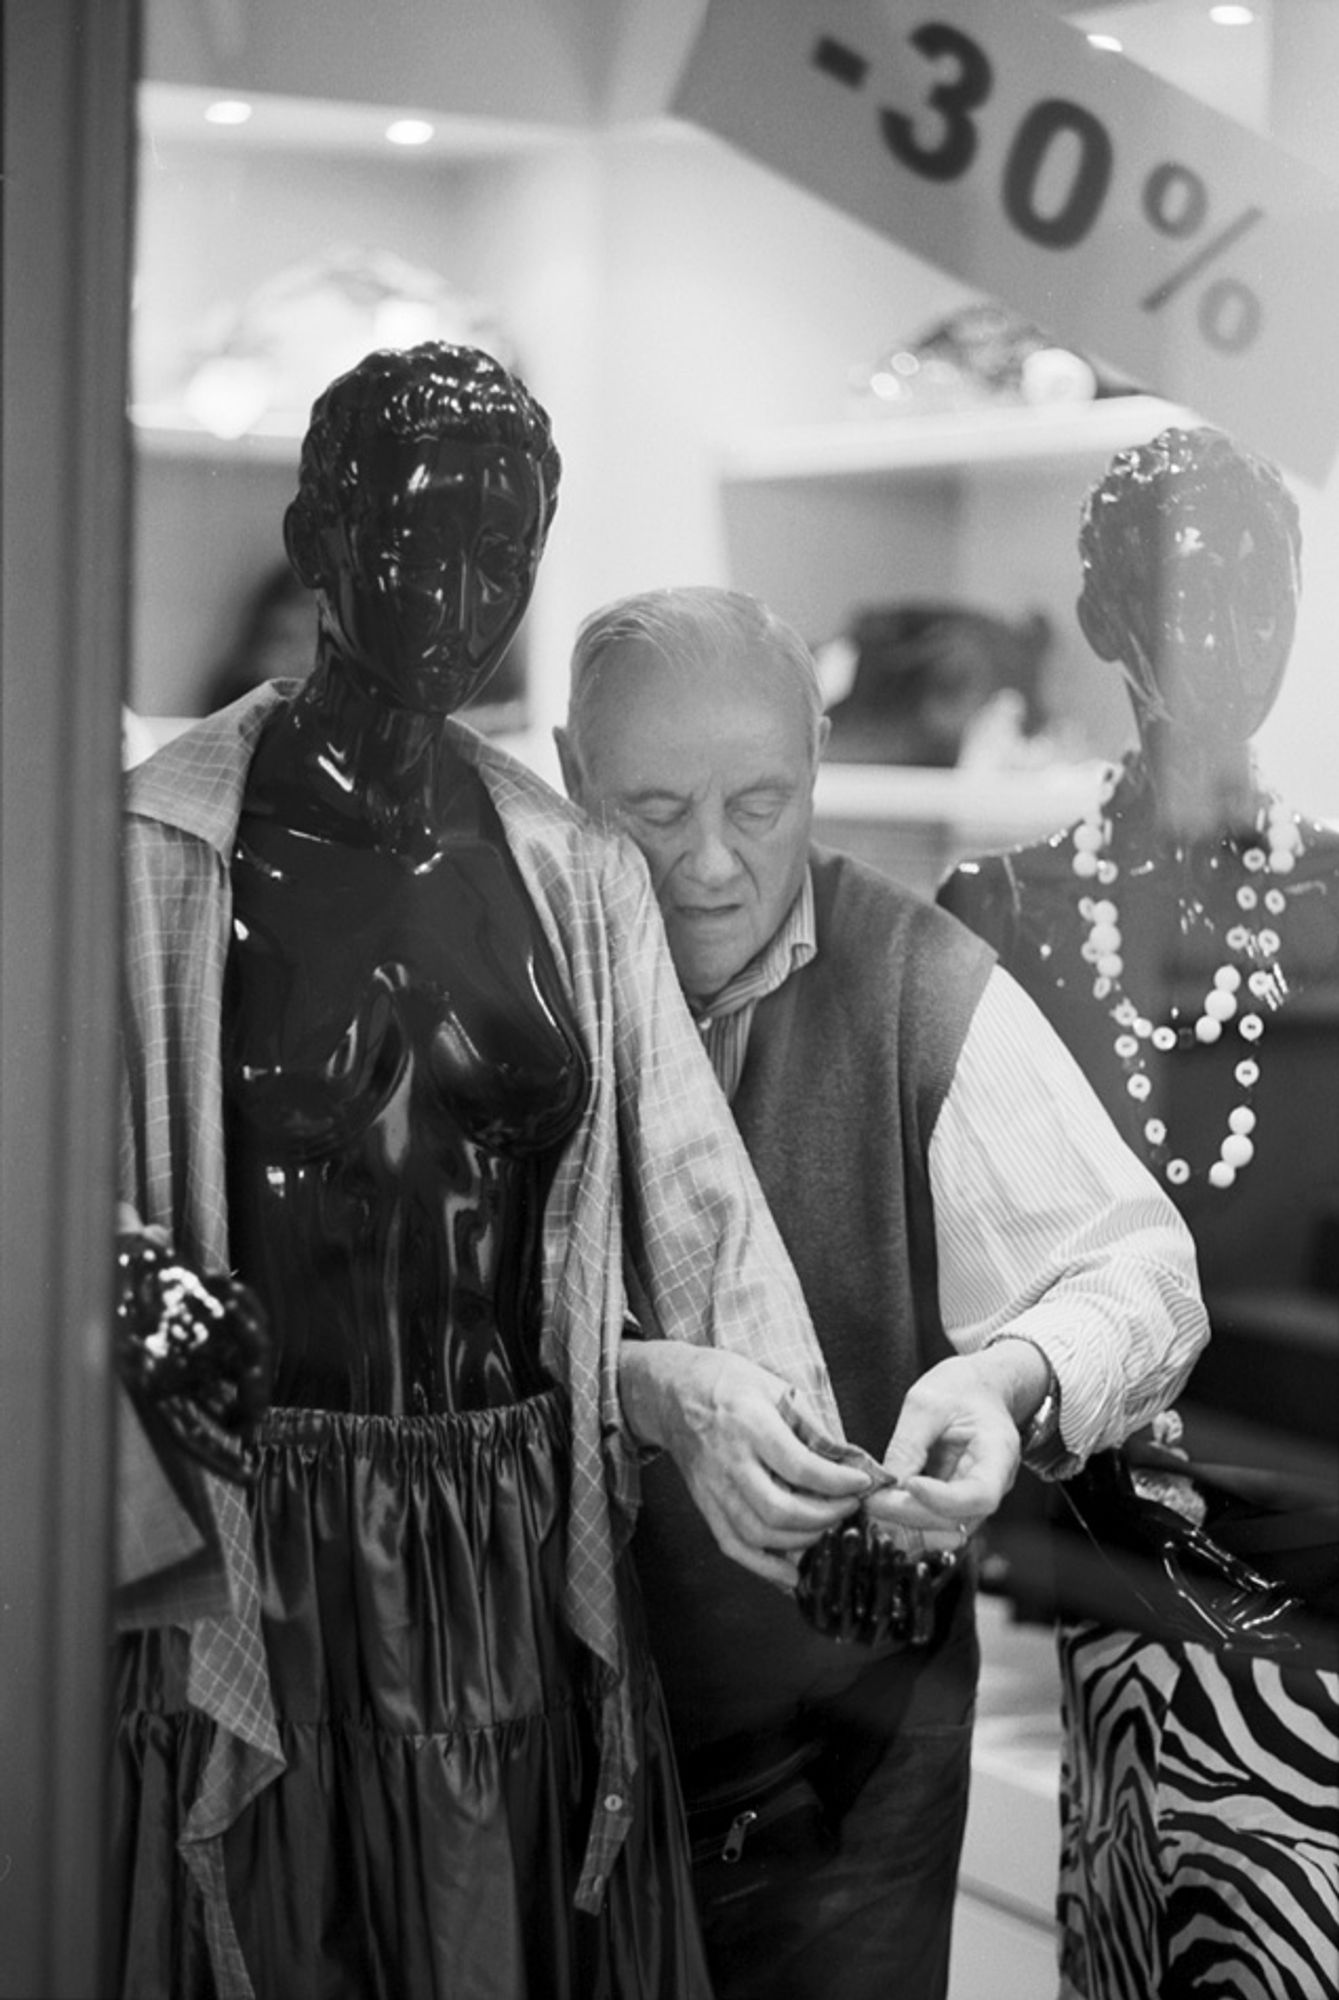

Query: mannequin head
left=1076, top=426, right=1300, bottom=754
left=285, top=343, right=560, bottom=713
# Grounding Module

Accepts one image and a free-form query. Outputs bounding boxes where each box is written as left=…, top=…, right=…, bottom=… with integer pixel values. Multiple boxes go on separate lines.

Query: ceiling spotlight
left=204, top=99, right=253, bottom=126
left=1208, top=5, right=1255, bottom=24
left=1086, top=32, right=1123, bottom=52
left=386, top=119, right=435, bottom=147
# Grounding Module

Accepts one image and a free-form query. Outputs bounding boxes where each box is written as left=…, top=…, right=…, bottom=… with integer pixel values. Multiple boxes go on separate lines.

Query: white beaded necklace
left=1071, top=765, right=1300, bottom=1192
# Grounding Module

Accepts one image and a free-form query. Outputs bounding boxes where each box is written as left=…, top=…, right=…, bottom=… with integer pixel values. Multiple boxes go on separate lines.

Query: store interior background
left=123, top=3, right=1336, bottom=1990
left=133, top=0, right=1339, bottom=875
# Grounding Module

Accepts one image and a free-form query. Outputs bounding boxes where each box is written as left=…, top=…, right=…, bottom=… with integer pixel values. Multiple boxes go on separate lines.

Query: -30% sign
left=677, top=0, right=1339, bottom=482
left=813, top=24, right=1265, bottom=357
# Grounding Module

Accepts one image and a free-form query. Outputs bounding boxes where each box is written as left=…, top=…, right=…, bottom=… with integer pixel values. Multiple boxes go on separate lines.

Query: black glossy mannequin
left=112, top=342, right=717, bottom=2000
left=223, top=346, right=588, bottom=1414
left=940, top=428, right=1339, bottom=1282
left=938, top=436, right=1339, bottom=2000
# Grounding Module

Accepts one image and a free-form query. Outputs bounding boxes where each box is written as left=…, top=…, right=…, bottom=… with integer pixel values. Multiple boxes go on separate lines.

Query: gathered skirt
left=110, top=1389, right=711, bottom=2000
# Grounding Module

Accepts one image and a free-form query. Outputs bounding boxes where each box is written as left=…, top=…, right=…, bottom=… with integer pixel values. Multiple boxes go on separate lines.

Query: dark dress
left=110, top=760, right=709, bottom=2000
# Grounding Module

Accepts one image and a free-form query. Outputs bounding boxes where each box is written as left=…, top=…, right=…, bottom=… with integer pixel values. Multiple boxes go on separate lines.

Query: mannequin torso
left=225, top=723, right=587, bottom=1414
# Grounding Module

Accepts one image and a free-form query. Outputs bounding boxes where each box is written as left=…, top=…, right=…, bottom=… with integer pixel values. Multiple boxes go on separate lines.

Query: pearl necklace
left=1071, top=766, right=1300, bottom=1192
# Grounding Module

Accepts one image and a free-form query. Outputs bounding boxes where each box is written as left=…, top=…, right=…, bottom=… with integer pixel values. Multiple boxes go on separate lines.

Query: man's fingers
left=759, top=1407, right=876, bottom=1500
left=878, top=1358, right=1025, bottom=1507
left=864, top=1441, right=1018, bottom=1532
left=707, top=1459, right=861, bottom=1543
left=902, top=1461, right=1016, bottom=1514
left=880, top=1405, right=941, bottom=1486
left=866, top=1482, right=978, bottom=1534
left=881, top=1397, right=977, bottom=1487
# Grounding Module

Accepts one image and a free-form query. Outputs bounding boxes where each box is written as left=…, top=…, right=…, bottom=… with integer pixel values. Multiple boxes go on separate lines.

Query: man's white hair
left=567, top=586, right=825, bottom=758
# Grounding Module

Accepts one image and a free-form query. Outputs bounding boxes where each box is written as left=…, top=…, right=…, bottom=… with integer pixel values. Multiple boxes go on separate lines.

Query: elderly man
left=556, top=585, right=1209, bottom=2000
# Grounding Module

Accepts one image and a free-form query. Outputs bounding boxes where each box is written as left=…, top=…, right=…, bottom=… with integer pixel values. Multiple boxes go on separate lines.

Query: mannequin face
left=1160, top=512, right=1297, bottom=741
left=1078, top=448, right=1299, bottom=751
left=303, top=435, right=546, bottom=713
left=559, top=639, right=824, bottom=1003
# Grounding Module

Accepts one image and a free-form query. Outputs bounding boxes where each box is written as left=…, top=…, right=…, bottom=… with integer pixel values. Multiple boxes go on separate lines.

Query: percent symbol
left=1140, top=164, right=1263, bottom=353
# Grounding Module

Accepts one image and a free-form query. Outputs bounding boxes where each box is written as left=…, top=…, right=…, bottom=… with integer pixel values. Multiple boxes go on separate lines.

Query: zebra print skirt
left=1056, top=1620, right=1339, bottom=1999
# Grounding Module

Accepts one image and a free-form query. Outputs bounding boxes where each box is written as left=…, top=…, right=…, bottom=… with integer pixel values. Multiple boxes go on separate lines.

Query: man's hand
left=618, top=1343, right=869, bottom=1589
left=863, top=1341, right=1052, bottom=1543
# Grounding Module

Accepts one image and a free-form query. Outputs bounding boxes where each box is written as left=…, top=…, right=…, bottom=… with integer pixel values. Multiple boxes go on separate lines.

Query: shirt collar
left=125, top=682, right=295, bottom=856
left=693, top=864, right=816, bottom=1024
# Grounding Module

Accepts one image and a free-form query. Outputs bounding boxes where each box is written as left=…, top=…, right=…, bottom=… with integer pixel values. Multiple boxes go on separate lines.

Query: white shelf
left=814, top=760, right=1105, bottom=838
left=721, top=395, right=1193, bottom=484
left=130, top=410, right=302, bottom=462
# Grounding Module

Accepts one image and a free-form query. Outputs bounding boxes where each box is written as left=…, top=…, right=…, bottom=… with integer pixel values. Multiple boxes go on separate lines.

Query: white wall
left=553, top=122, right=976, bottom=685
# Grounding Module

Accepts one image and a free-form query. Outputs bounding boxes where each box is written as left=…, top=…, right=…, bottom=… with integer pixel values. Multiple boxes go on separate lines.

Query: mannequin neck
left=1125, top=721, right=1261, bottom=848
left=256, top=656, right=478, bottom=862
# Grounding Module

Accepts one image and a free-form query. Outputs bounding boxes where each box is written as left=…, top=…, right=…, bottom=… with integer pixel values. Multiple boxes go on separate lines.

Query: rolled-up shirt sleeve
left=930, top=965, right=1209, bottom=1474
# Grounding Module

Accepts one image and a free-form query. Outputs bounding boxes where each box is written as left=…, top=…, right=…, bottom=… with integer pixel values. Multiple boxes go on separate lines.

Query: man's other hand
left=862, top=1342, right=1051, bottom=1544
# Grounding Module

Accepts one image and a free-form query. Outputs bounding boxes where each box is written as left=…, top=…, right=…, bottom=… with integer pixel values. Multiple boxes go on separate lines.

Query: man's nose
left=682, top=813, right=741, bottom=886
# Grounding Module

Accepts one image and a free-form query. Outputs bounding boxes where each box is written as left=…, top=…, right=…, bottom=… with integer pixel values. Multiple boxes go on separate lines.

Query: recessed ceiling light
left=204, top=99, right=253, bottom=126
left=386, top=119, right=435, bottom=147
left=1086, top=32, right=1123, bottom=52
left=1208, top=5, right=1255, bottom=24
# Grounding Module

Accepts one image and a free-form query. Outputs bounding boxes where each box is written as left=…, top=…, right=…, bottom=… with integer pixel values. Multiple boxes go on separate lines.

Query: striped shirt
left=696, top=870, right=1208, bottom=1473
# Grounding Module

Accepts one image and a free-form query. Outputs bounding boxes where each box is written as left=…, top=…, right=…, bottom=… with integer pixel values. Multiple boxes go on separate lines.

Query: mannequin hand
left=861, top=1348, right=1045, bottom=1546
left=115, top=1233, right=272, bottom=1481
left=618, top=1342, right=868, bottom=1589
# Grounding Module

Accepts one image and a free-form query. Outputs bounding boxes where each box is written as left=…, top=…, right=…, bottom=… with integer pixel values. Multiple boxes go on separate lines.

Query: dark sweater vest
left=634, top=848, right=995, bottom=1754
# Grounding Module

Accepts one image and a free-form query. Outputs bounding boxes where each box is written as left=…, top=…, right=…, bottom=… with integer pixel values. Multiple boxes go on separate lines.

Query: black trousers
left=694, top=1598, right=979, bottom=2000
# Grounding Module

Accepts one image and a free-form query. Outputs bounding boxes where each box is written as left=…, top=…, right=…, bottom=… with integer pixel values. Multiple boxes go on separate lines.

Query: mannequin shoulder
left=936, top=829, right=1074, bottom=939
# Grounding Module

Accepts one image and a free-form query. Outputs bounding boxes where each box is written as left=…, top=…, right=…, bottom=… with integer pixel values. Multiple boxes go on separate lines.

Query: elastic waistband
left=257, top=1383, right=569, bottom=1463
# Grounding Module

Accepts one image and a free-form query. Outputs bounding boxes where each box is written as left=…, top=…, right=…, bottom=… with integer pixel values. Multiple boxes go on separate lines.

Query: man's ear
left=553, top=725, right=585, bottom=805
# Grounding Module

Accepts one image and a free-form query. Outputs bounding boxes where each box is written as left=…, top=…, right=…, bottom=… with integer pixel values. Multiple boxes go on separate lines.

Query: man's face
left=560, top=638, right=823, bottom=1004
